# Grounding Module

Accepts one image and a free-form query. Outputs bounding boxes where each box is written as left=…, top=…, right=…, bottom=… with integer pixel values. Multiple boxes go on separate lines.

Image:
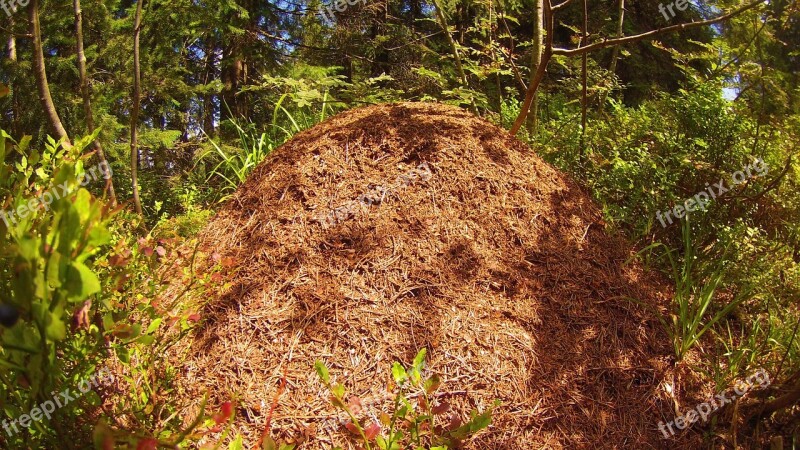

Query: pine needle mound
left=176, top=102, right=679, bottom=448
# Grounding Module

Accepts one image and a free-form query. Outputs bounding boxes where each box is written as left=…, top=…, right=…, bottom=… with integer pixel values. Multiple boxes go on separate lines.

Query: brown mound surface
left=175, top=102, right=681, bottom=448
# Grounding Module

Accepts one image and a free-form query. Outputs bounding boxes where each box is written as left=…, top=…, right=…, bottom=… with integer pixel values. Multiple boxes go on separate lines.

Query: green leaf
left=229, top=434, right=245, bottom=450
left=412, top=348, right=427, bottom=373
left=45, top=312, right=67, bottom=341
left=72, top=189, right=93, bottom=223
left=391, top=362, right=408, bottom=384
left=65, top=262, right=101, bottom=302
left=145, top=318, right=162, bottom=335
left=116, top=346, right=130, bottom=364
left=315, top=360, right=330, bottom=384
left=396, top=404, right=408, bottom=418
left=262, top=435, right=277, bottom=450
left=450, top=407, right=493, bottom=439
left=46, top=251, right=64, bottom=288
left=332, top=383, right=346, bottom=399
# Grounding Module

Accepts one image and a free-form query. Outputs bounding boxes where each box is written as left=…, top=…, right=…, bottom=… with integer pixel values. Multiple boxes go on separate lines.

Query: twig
left=257, top=365, right=289, bottom=448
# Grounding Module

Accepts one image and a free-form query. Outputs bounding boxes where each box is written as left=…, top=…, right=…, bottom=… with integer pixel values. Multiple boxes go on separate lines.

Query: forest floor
left=159, top=102, right=707, bottom=448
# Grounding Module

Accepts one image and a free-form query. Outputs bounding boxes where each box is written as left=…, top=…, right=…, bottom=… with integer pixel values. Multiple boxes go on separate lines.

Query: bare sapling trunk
left=7, top=16, right=20, bottom=137
left=601, top=0, right=625, bottom=106
left=525, top=0, right=544, bottom=133
left=130, top=0, right=144, bottom=216
left=74, top=0, right=117, bottom=205
left=432, top=0, right=478, bottom=114
left=580, top=0, right=588, bottom=156
left=510, top=0, right=553, bottom=134
left=29, top=0, right=71, bottom=147
left=608, top=0, right=625, bottom=77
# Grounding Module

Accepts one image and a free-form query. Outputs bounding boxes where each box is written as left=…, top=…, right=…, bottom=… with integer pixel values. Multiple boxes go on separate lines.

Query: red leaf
left=136, top=438, right=158, bottom=450
left=187, top=313, right=202, bottom=322
left=432, top=401, right=451, bottom=415
left=221, top=401, right=234, bottom=418
left=221, top=256, right=237, bottom=268
left=344, top=422, right=360, bottom=435
left=141, top=247, right=154, bottom=257
left=155, top=246, right=167, bottom=257
left=446, top=414, right=463, bottom=431
left=109, top=254, right=129, bottom=267
left=213, top=401, right=234, bottom=424
left=364, top=422, right=381, bottom=440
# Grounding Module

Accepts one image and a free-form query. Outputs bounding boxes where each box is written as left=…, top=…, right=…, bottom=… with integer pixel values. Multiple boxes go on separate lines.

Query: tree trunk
left=29, top=0, right=71, bottom=146
left=220, top=44, right=242, bottom=123
left=511, top=0, right=553, bottom=134
left=7, top=16, right=20, bottom=137
left=601, top=0, right=625, bottom=106
left=488, top=0, right=502, bottom=113
left=74, top=0, right=117, bottom=205
left=409, top=0, right=421, bottom=29
left=130, top=0, right=144, bottom=216
left=369, top=0, right=390, bottom=78
left=202, top=37, right=216, bottom=135
left=608, top=0, right=625, bottom=76
left=580, top=0, right=588, bottom=156
left=432, top=0, right=478, bottom=114
left=525, top=0, right=544, bottom=133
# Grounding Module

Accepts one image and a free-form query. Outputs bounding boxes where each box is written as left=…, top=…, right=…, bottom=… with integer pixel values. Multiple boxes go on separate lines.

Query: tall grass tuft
left=198, top=106, right=306, bottom=199
left=630, top=218, right=754, bottom=361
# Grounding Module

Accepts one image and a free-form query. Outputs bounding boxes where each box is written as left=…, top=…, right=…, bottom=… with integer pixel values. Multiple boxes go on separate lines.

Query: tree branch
left=552, top=0, right=766, bottom=57
left=744, top=155, right=793, bottom=202
left=552, top=0, right=575, bottom=11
